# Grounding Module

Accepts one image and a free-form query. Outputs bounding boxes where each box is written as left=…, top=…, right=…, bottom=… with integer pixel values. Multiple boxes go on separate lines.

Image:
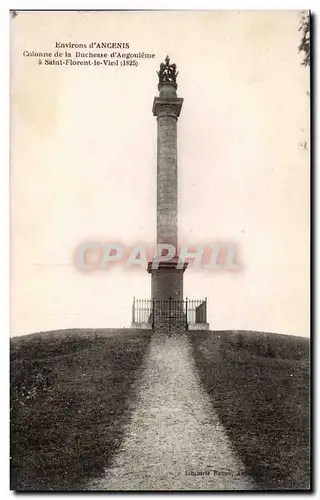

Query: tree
left=298, top=11, right=310, bottom=67
left=298, top=11, right=310, bottom=151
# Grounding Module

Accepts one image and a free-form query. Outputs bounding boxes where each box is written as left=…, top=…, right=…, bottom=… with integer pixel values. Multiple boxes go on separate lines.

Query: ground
left=89, top=331, right=255, bottom=491
left=10, top=328, right=310, bottom=491
left=190, top=330, right=310, bottom=490
left=10, top=328, right=152, bottom=490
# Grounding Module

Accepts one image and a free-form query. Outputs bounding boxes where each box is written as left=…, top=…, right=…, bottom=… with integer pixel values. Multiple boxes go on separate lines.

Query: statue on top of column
left=157, top=55, right=179, bottom=88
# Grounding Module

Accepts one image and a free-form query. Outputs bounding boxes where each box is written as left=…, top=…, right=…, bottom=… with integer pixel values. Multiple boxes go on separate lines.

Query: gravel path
left=89, top=332, right=256, bottom=491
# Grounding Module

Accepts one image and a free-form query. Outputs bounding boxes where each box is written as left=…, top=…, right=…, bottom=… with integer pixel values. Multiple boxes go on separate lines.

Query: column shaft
left=157, top=110, right=178, bottom=250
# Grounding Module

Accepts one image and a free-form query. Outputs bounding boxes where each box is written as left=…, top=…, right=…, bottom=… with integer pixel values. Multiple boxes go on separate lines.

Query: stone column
left=156, top=95, right=179, bottom=248
left=147, top=58, right=187, bottom=304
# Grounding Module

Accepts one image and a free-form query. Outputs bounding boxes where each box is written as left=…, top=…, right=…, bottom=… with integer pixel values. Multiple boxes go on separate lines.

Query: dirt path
left=89, top=332, right=256, bottom=491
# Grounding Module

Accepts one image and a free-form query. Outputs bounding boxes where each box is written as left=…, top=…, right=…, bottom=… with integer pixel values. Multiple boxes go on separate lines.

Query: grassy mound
left=10, top=328, right=152, bottom=491
left=190, top=330, right=310, bottom=490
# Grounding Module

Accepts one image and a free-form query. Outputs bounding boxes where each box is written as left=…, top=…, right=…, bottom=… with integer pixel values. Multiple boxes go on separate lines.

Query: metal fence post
left=204, top=297, right=207, bottom=323
left=185, top=297, right=188, bottom=330
left=152, top=297, right=155, bottom=329
left=132, top=297, right=135, bottom=324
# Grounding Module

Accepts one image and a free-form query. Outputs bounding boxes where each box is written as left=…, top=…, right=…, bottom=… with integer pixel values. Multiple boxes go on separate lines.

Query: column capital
left=152, top=97, right=184, bottom=118
left=147, top=260, right=189, bottom=273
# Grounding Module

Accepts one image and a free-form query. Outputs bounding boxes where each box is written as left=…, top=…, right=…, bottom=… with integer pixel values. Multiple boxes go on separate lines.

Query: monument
left=132, top=56, right=208, bottom=331
left=147, top=55, right=188, bottom=303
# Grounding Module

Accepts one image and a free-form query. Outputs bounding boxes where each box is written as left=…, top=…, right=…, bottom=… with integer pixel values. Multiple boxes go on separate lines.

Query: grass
left=10, top=328, right=152, bottom=491
left=189, top=330, right=310, bottom=490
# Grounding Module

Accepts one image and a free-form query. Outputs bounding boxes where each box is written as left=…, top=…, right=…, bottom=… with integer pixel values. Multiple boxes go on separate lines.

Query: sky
left=10, top=10, right=310, bottom=336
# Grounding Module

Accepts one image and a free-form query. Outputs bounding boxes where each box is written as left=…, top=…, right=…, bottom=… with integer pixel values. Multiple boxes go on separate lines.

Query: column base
left=147, top=259, right=188, bottom=301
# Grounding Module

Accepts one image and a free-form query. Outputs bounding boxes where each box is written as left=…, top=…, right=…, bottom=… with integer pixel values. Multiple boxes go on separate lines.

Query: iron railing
left=132, top=297, right=207, bottom=329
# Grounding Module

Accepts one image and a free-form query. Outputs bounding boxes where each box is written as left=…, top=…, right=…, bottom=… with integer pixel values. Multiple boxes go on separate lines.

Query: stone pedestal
left=147, top=260, right=188, bottom=301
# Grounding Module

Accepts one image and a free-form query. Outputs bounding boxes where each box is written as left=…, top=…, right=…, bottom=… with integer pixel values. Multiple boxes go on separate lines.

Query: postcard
left=10, top=10, right=310, bottom=491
